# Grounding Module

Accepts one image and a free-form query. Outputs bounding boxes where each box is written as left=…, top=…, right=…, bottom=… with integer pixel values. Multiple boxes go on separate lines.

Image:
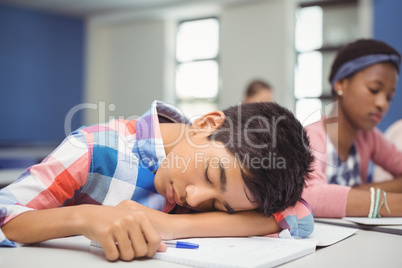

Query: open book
left=153, top=223, right=357, bottom=268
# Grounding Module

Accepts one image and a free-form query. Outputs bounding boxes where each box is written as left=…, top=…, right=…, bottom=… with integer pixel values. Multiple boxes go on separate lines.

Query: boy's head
left=208, top=102, right=314, bottom=216
left=155, top=101, right=314, bottom=217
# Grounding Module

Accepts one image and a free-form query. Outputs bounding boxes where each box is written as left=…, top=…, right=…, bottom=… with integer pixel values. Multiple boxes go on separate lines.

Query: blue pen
left=90, top=240, right=199, bottom=249
left=164, top=240, right=199, bottom=249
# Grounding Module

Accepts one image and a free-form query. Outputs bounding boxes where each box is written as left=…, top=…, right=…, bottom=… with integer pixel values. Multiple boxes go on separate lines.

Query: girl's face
left=336, top=62, right=399, bottom=131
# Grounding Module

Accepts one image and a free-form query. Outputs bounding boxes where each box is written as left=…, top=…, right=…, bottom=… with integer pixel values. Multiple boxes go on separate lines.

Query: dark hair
left=245, top=80, right=272, bottom=98
left=208, top=102, right=314, bottom=216
left=329, top=38, right=401, bottom=85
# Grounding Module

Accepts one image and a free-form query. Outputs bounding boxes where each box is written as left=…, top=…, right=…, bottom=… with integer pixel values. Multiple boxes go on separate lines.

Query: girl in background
left=303, top=39, right=402, bottom=218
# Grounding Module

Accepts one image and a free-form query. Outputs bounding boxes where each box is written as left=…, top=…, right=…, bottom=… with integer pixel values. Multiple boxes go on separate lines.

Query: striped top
left=0, top=100, right=313, bottom=246
left=326, top=138, right=361, bottom=186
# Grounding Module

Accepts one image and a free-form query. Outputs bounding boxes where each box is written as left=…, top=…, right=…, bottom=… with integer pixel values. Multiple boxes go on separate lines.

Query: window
left=294, top=0, right=359, bottom=125
left=175, top=18, right=219, bottom=120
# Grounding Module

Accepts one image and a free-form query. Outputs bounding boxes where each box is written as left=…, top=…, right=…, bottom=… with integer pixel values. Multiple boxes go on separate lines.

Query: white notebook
left=90, top=223, right=356, bottom=268
left=154, top=237, right=315, bottom=268
left=153, top=223, right=357, bottom=268
left=304, top=222, right=358, bottom=246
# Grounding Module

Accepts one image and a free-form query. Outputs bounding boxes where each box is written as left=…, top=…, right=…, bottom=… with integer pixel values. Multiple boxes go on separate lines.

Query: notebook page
left=304, top=222, right=358, bottom=246
left=153, top=237, right=315, bottom=268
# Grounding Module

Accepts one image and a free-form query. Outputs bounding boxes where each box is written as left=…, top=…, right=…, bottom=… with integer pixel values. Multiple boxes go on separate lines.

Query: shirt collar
left=135, top=100, right=189, bottom=173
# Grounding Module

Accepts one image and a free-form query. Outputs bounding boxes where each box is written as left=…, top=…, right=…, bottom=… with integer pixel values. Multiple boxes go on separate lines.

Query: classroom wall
left=219, top=0, right=296, bottom=110
left=374, top=0, right=402, bottom=131
left=85, top=19, right=165, bottom=125
left=3, top=0, right=400, bottom=137
left=85, top=0, right=296, bottom=125
left=0, top=4, right=84, bottom=145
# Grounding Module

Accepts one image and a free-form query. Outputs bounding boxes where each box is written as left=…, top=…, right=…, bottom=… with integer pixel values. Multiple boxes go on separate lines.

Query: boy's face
left=154, top=112, right=258, bottom=213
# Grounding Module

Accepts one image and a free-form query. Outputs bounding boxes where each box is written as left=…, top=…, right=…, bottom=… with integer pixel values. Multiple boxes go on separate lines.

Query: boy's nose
left=185, top=185, right=214, bottom=208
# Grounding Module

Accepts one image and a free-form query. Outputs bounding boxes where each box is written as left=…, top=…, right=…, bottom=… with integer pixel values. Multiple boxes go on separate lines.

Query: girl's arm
left=346, top=188, right=402, bottom=217
left=353, top=177, right=402, bottom=192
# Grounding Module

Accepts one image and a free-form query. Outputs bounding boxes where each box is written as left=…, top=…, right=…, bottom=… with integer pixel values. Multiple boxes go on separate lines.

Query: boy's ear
left=191, top=111, right=225, bottom=133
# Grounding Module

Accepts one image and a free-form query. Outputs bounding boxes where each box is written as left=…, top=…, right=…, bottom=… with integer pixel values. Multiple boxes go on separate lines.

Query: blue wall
left=374, top=0, right=402, bottom=131
left=0, top=5, right=84, bottom=145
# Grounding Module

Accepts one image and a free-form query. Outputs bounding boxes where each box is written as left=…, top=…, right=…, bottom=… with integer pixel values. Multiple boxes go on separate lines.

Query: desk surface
left=1, top=228, right=402, bottom=268
left=282, top=228, right=402, bottom=268
left=0, top=236, right=188, bottom=268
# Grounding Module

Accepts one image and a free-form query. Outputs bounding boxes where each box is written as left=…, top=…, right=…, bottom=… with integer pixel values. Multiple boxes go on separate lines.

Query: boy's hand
left=116, top=200, right=175, bottom=240
left=77, top=205, right=167, bottom=261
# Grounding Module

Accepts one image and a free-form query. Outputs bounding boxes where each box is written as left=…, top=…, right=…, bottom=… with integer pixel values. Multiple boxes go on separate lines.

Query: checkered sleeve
left=272, top=199, right=314, bottom=238
left=0, top=130, right=91, bottom=247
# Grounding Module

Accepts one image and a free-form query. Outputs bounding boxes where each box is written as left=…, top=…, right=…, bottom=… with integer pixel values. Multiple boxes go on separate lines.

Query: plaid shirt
left=0, top=100, right=313, bottom=246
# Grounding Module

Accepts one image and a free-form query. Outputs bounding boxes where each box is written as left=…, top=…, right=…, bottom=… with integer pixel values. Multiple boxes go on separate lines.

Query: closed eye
left=204, top=166, right=212, bottom=184
left=211, top=199, right=216, bottom=211
left=204, top=166, right=217, bottom=210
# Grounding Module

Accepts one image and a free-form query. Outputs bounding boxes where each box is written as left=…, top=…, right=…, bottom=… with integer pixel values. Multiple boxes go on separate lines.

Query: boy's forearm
left=169, top=210, right=281, bottom=239
left=2, top=205, right=86, bottom=244
left=2, top=204, right=165, bottom=261
left=115, top=200, right=281, bottom=239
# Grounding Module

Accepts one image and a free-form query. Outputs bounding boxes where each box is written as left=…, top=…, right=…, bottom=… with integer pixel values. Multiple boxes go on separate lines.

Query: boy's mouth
left=166, top=182, right=175, bottom=204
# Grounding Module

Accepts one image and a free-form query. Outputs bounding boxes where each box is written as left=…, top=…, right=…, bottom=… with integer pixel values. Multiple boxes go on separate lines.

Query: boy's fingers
left=157, top=242, right=168, bottom=252
left=100, top=237, right=119, bottom=261
left=128, top=222, right=148, bottom=258
left=114, top=231, right=134, bottom=261
left=93, top=210, right=161, bottom=261
left=138, top=213, right=162, bottom=257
